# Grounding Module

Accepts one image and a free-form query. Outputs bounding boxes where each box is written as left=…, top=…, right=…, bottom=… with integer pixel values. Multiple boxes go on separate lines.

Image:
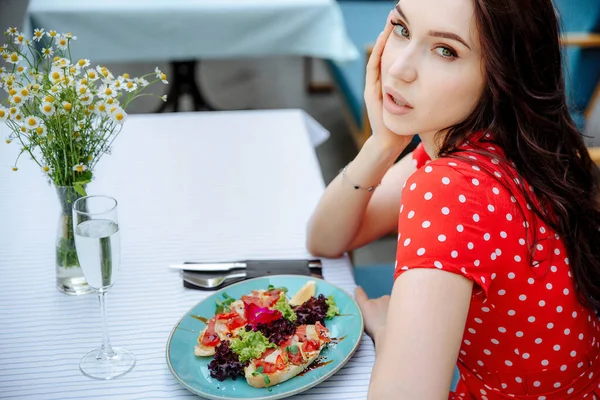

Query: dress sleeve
left=394, top=161, right=510, bottom=297
left=411, top=143, right=431, bottom=169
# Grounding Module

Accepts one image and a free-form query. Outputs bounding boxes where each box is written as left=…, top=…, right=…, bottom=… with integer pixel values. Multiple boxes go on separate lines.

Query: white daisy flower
left=124, top=80, right=138, bottom=92
left=56, top=35, right=69, bottom=50
left=5, top=27, right=18, bottom=36
left=85, top=69, right=99, bottom=81
left=73, top=131, right=82, bottom=142
left=0, top=66, right=5, bottom=74
left=0, top=106, right=8, bottom=121
left=15, top=65, right=27, bottom=75
left=53, top=58, right=70, bottom=68
left=79, top=93, right=94, bottom=105
left=64, top=32, right=77, bottom=40
left=24, top=115, right=41, bottom=130
left=76, top=84, right=89, bottom=97
left=161, top=94, right=167, bottom=102
left=42, top=165, right=52, bottom=174
left=154, top=67, right=162, bottom=79
left=8, top=107, right=18, bottom=118
left=42, top=47, right=54, bottom=59
left=39, top=102, right=56, bottom=116
left=33, top=28, right=45, bottom=41
left=110, top=107, right=127, bottom=124
left=105, top=97, right=119, bottom=106
left=159, top=72, right=168, bottom=84
left=96, top=65, right=113, bottom=81
left=18, top=86, right=31, bottom=98
left=72, top=163, right=88, bottom=172
left=46, top=30, right=58, bottom=38
left=9, top=94, right=24, bottom=106
left=112, top=79, right=123, bottom=90
left=7, top=52, right=22, bottom=64
left=95, top=101, right=108, bottom=114
left=49, top=67, right=64, bottom=84
left=34, top=124, right=47, bottom=137
left=62, top=101, right=73, bottom=112
left=98, top=83, right=115, bottom=99
left=76, top=58, right=90, bottom=69
left=13, top=113, right=24, bottom=123
left=135, top=77, right=149, bottom=87
left=13, top=33, right=27, bottom=46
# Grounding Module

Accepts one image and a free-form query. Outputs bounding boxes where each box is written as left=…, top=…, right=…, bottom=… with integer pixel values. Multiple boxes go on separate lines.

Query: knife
left=169, top=259, right=322, bottom=273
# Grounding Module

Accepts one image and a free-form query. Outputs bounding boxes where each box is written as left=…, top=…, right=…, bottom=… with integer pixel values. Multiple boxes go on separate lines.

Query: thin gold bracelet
left=341, top=165, right=381, bottom=192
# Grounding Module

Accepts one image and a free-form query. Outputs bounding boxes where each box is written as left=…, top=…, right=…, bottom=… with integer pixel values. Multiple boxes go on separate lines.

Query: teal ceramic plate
left=166, top=275, right=364, bottom=400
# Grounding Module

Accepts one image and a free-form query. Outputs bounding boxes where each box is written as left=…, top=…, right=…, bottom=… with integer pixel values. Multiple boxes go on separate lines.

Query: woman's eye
left=435, top=47, right=457, bottom=59
left=391, top=22, right=409, bottom=38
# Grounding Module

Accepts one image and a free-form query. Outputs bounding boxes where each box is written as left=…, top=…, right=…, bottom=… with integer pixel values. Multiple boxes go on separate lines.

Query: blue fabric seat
left=327, top=1, right=398, bottom=147
left=554, top=0, right=600, bottom=131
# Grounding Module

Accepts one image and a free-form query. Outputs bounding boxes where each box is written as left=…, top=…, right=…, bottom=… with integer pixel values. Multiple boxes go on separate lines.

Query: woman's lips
left=383, top=92, right=413, bottom=115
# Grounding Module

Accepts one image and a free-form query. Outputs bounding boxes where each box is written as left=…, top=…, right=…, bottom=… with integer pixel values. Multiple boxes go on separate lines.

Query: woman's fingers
left=355, top=286, right=369, bottom=304
left=365, top=12, right=394, bottom=99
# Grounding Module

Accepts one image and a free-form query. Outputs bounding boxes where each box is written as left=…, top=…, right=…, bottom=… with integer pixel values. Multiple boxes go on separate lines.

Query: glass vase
left=55, top=186, right=93, bottom=295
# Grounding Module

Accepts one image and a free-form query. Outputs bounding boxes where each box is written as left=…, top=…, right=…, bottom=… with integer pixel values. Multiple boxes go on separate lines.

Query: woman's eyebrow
left=429, top=31, right=472, bottom=50
left=394, top=4, right=472, bottom=51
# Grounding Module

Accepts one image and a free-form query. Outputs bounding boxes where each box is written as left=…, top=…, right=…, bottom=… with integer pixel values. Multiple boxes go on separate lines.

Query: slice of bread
left=194, top=328, right=216, bottom=356
left=244, top=349, right=321, bottom=388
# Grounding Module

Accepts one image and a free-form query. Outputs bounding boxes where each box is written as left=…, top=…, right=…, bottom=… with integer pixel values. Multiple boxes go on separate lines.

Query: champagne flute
left=72, top=195, right=135, bottom=379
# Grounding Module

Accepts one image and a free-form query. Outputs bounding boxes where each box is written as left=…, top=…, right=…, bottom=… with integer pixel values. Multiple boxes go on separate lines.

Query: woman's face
left=381, top=0, right=486, bottom=138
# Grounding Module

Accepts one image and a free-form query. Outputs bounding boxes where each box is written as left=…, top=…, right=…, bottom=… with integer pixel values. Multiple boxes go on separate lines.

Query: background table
left=0, top=110, right=375, bottom=399
left=24, top=0, right=359, bottom=63
left=24, top=0, right=359, bottom=111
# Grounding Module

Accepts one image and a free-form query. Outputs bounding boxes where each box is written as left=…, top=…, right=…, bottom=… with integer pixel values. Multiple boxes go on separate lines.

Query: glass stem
left=97, top=289, right=115, bottom=359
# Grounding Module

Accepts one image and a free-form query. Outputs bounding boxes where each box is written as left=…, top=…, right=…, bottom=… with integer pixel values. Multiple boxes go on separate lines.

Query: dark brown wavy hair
left=437, top=0, right=600, bottom=308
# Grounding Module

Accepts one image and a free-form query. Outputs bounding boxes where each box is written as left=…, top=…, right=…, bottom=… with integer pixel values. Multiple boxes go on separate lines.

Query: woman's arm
left=306, top=146, right=416, bottom=258
left=368, top=269, right=473, bottom=400
left=306, top=11, right=414, bottom=258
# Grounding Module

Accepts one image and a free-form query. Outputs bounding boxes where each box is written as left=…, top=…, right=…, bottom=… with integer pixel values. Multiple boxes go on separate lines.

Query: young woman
left=307, top=0, right=600, bottom=398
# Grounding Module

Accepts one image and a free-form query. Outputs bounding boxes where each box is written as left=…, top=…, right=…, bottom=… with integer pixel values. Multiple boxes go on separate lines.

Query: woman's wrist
left=364, top=133, right=410, bottom=162
left=373, top=328, right=387, bottom=353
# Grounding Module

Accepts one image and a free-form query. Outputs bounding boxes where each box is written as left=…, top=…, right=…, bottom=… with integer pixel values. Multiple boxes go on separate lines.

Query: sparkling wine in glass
left=72, top=195, right=135, bottom=379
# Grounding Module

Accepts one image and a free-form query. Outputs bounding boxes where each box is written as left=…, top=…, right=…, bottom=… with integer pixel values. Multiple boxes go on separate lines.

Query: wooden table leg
left=304, top=57, right=334, bottom=94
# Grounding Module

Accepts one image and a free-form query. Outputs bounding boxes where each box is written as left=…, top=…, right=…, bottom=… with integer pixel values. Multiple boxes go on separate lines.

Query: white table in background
left=24, top=0, right=358, bottom=111
left=0, top=109, right=374, bottom=399
left=24, top=0, right=358, bottom=63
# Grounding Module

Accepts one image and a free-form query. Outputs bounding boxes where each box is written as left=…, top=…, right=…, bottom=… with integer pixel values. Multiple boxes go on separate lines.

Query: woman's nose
left=388, top=44, right=419, bottom=83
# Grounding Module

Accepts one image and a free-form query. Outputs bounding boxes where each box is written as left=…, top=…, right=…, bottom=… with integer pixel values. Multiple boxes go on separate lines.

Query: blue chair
left=328, top=1, right=398, bottom=148
left=554, top=0, right=600, bottom=164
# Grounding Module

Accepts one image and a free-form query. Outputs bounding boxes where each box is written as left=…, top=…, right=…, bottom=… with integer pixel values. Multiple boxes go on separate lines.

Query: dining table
left=0, top=109, right=375, bottom=399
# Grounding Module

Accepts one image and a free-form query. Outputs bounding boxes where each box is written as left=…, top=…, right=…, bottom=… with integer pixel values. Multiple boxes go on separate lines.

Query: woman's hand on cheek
left=364, top=11, right=414, bottom=153
left=355, top=286, right=390, bottom=346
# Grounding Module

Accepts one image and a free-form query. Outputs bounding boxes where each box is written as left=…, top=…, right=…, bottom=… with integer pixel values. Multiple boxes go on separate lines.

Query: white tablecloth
left=24, top=0, right=359, bottom=64
left=0, top=109, right=374, bottom=399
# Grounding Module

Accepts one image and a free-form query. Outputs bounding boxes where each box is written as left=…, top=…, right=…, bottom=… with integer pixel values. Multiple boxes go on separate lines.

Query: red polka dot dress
left=394, top=133, right=600, bottom=399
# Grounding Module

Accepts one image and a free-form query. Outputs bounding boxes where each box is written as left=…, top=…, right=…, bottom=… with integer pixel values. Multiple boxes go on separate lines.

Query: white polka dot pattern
left=397, top=141, right=599, bottom=400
